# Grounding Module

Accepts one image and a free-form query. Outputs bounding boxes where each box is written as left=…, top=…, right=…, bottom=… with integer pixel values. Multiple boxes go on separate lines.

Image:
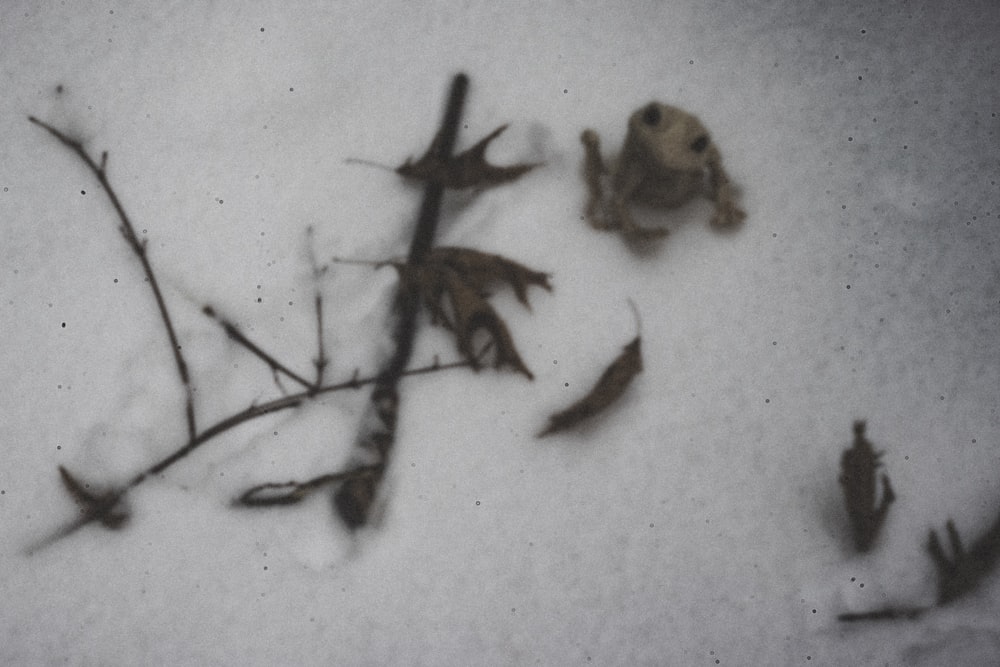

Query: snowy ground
left=2, top=1, right=999, bottom=665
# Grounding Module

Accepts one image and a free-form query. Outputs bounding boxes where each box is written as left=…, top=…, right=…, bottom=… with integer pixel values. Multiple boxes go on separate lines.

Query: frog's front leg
left=580, top=130, right=613, bottom=230
left=706, top=145, right=746, bottom=228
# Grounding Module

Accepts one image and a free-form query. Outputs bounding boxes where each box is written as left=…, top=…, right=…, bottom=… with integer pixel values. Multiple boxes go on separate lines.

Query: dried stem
left=333, top=72, right=469, bottom=528
left=28, top=116, right=198, bottom=441
left=836, top=606, right=928, bottom=622
left=202, top=305, right=315, bottom=390
left=313, top=293, right=328, bottom=389
left=306, top=228, right=330, bottom=389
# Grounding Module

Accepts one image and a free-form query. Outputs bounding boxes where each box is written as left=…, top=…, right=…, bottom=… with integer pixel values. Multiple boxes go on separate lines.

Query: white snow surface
left=2, top=1, right=999, bottom=665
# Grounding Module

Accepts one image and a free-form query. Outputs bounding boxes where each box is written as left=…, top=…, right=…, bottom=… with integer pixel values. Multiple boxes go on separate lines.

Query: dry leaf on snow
left=397, top=124, right=541, bottom=189
left=538, top=302, right=643, bottom=437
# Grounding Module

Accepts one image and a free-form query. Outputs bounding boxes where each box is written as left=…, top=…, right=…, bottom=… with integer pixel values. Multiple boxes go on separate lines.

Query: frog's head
left=628, top=102, right=712, bottom=171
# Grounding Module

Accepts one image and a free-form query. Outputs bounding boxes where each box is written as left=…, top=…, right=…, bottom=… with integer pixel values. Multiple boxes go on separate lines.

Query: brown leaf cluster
left=388, top=247, right=551, bottom=379
left=397, top=125, right=541, bottom=189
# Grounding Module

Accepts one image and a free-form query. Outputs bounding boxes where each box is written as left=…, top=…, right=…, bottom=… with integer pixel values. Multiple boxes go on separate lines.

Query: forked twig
left=24, top=347, right=490, bottom=554
left=28, top=116, right=198, bottom=441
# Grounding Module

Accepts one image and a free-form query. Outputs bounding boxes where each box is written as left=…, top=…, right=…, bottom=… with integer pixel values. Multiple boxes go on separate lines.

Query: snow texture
left=1, top=1, right=999, bottom=665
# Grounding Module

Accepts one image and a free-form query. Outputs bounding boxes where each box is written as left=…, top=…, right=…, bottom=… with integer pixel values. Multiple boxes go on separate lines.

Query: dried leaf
left=378, top=247, right=549, bottom=379
left=538, top=303, right=643, bottom=437
left=432, top=266, right=535, bottom=378
left=429, top=246, right=552, bottom=306
left=397, top=124, right=541, bottom=189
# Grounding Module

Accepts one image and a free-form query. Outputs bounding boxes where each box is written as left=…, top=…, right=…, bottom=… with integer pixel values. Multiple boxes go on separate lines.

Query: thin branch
left=201, top=305, right=314, bottom=389
left=312, top=294, right=328, bottom=389
left=235, top=464, right=381, bottom=507
left=305, top=225, right=330, bottom=388
left=28, top=116, right=198, bottom=441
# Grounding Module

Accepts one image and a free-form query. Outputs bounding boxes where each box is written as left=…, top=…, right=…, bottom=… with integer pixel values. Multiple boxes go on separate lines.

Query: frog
left=580, top=101, right=746, bottom=239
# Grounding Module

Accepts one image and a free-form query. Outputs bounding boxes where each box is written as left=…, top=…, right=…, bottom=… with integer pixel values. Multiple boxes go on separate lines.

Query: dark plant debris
left=927, top=512, right=1000, bottom=605
left=397, top=123, right=541, bottom=190
left=379, top=246, right=551, bottom=379
left=837, top=509, right=1000, bottom=622
left=839, top=420, right=895, bottom=552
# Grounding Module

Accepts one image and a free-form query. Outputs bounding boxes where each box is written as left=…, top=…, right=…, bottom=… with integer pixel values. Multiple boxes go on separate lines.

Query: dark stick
left=837, top=606, right=928, bottom=622
left=333, top=73, right=469, bottom=528
left=28, top=116, right=198, bottom=441
left=313, top=293, right=328, bottom=389
left=306, top=225, right=330, bottom=389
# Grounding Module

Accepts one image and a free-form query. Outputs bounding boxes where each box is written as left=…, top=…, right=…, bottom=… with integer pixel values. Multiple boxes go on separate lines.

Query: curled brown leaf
left=382, top=247, right=549, bottom=379
left=538, top=302, right=643, bottom=437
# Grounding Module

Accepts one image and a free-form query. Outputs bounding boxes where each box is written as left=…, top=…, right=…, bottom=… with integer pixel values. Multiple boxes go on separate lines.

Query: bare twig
left=201, top=305, right=314, bottom=390
left=28, top=116, right=198, bottom=441
left=24, top=350, right=485, bottom=554
left=306, top=227, right=329, bottom=389
left=236, top=465, right=381, bottom=506
left=312, top=293, right=328, bottom=389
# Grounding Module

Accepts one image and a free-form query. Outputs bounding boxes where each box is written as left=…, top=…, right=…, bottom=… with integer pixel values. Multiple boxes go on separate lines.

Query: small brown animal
left=580, top=102, right=745, bottom=239
left=839, top=421, right=896, bottom=552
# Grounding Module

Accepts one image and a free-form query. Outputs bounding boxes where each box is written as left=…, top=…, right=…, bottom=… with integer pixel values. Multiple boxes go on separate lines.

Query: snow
left=2, top=1, right=999, bottom=664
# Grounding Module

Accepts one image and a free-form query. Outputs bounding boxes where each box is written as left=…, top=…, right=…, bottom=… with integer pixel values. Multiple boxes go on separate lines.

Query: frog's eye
left=642, top=104, right=661, bottom=126
left=690, top=135, right=709, bottom=153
